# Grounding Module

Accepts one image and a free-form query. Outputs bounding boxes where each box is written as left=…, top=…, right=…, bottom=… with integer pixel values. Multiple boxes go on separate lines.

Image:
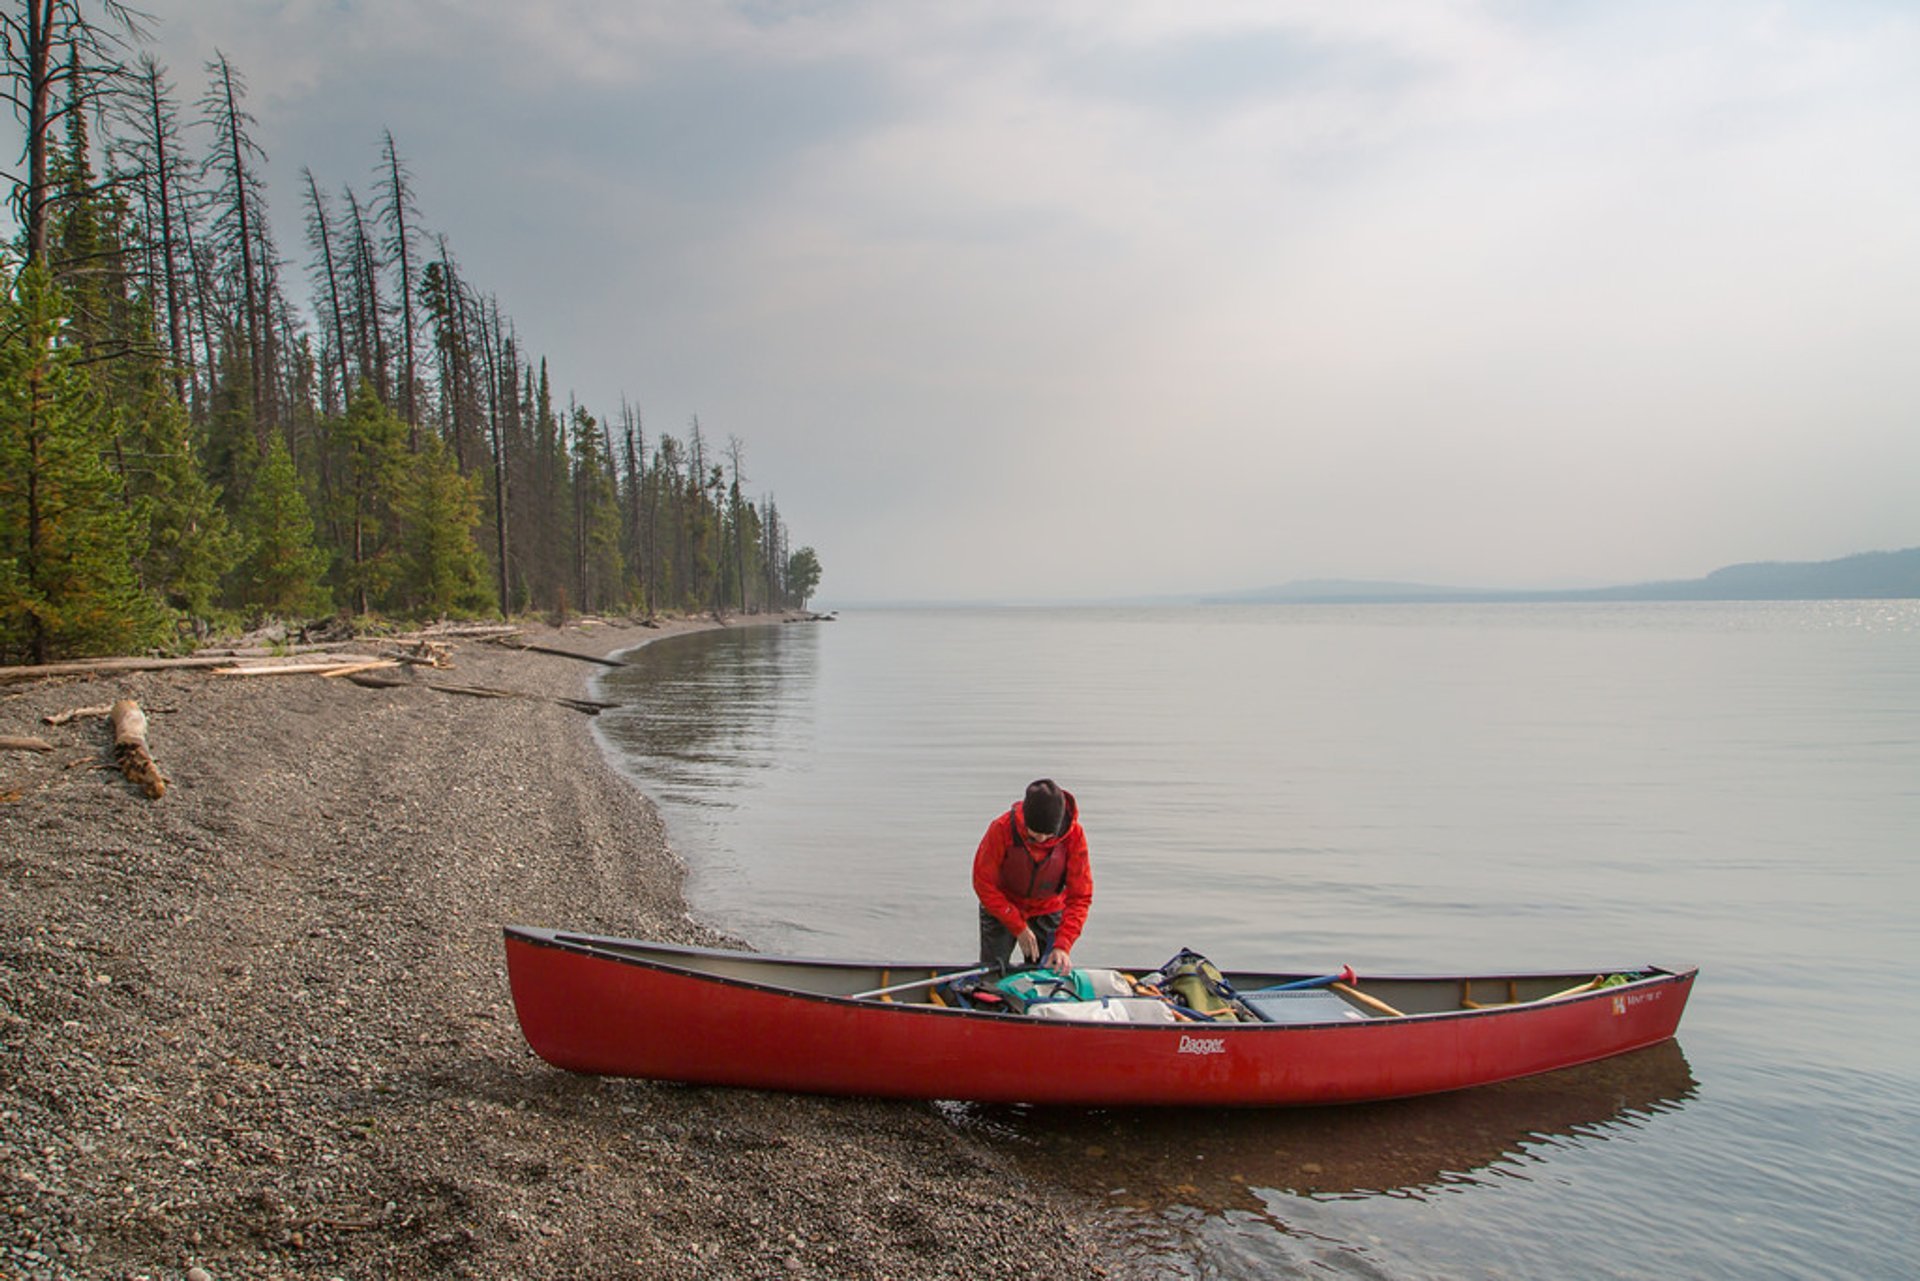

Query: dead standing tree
left=376, top=129, right=421, bottom=442
left=301, top=166, right=353, bottom=413
left=115, top=55, right=193, bottom=405
left=199, top=50, right=275, bottom=445
left=1, top=1, right=146, bottom=271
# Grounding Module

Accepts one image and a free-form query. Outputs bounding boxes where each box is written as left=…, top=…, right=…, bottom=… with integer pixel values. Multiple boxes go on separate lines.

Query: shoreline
left=0, top=616, right=1121, bottom=1279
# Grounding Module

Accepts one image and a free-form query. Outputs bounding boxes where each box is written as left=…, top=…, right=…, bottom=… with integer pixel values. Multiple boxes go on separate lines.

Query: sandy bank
left=0, top=616, right=1122, bottom=1279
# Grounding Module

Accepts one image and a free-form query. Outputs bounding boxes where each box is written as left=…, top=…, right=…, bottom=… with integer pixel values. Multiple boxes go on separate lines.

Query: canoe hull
left=503, top=928, right=1695, bottom=1107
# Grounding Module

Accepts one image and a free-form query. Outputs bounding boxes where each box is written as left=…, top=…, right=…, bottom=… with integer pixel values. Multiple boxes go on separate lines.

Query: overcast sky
left=120, top=2, right=1920, bottom=601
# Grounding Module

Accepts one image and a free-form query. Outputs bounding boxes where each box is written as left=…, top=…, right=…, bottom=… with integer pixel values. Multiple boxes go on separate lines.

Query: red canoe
left=502, top=927, right=1696, bottom=1107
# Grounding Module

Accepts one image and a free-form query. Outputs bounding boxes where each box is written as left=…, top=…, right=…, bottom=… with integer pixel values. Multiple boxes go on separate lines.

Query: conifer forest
left=0, top=4, right=824, bottom=665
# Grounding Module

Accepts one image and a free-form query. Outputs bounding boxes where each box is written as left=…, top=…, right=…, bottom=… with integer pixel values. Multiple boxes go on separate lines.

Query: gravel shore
left=0, top=617, right=1126, bottom=1280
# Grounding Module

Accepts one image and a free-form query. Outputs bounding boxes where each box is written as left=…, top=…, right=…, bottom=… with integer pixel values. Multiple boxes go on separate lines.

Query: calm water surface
left=592, top=603, right=1920, bottom=1280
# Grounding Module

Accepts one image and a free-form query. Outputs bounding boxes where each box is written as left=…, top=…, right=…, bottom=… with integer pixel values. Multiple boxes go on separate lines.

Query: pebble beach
left=0, top=617, right=1121, bottom=1280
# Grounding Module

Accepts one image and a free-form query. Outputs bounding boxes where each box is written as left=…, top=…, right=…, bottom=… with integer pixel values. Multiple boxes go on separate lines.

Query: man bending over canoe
left=973, top=779, right=1094, bottom=974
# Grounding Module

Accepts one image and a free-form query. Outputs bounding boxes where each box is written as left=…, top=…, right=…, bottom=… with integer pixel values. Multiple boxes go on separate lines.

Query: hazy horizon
left=85, top=3, right=1920, bottom=601
left=815, top=542, right=1919, bottom=608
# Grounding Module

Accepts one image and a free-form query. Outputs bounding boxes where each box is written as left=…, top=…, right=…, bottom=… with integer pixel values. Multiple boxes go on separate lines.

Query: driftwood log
left=110, top=699, right=166, bottom=799
left=0, top=640, right=450, bottom=687
left=1, top=735, right=55, bottom=753
left=489, top=639, right=627, bottom=667
left=0, top=655, right=236, bottom=685
left=211, top=657, right=399, bottom=678
left=345, top=672, right=615, bottom=716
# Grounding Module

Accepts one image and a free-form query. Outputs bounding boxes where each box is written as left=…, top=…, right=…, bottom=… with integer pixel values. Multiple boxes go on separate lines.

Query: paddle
left=1248, top=965, right=1357, bottom=994
left=1245, top=966, right=1408, bottom=1017
left=851, top=965, right=994, bottom=1001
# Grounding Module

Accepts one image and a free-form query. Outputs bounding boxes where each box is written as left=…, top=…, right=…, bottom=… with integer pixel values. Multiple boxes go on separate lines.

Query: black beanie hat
left=1023, top=779, right=1065, bottom=838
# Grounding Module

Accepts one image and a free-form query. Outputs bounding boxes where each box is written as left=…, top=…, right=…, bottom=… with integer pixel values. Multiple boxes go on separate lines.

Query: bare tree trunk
left=343, top=187, right=389, bottom=411
left=479, top=295, right=510, bottom=618
left=137, top=59, right=190, bottom=404
left=303, top=167, right=353, bottom=407
left=20, top=1, right=57, bottom=268
left=380, top=130, right=420, bottom=442
left=622, top=402, right=645, bottom=613
left=210, top=53, right=264, bottom=448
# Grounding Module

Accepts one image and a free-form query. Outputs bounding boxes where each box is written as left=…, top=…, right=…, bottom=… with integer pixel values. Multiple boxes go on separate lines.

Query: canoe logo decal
left=1613, top=996, right=1627, bottom=1016
left=1178, top=1035, right=1226, bottom=1056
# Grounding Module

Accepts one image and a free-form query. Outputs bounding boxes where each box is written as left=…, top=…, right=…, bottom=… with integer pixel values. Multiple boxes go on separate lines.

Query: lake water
left=591, top=603, right=1920, bottom=1280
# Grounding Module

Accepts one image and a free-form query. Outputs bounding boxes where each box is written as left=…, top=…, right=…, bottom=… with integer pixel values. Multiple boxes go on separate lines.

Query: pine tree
left=786, top=546, right=822, bottom=610
left=323, top=382, right=408, bottom=614
left=229, top=433, right=328, bottom=618
left=125, top=390, right=232, bottom=622
left=0, top=264, right=165, bottom=662
left=395, top=430, right=492, bottom=617
left=569, top=403, right=623, bottom=612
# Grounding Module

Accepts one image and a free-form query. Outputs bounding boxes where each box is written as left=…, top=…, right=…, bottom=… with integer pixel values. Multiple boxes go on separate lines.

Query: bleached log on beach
left=109, top=699, right=165, bottom=799
left=211, top=656, right=394, bottom=677
left=404, top=623, right=521, bottom=640
left=0, top=655, right=235, bottom=685
left=1, top=736, right=55, bottom=752
left=319, top=660, right=403, bottom=678
left=193, top=641, right=366, bottom=658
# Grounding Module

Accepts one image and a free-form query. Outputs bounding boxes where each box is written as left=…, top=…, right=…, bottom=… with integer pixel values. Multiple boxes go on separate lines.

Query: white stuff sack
left=1073, top=968, right=1137, bottom=997
left=1027, top=997, right=1180, bottom=1025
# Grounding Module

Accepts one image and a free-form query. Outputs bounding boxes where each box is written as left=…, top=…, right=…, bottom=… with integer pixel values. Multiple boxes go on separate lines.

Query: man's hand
left=1015, top=925, right=1041, bottom=964
left=1042, top=947, right=1072, bottom=975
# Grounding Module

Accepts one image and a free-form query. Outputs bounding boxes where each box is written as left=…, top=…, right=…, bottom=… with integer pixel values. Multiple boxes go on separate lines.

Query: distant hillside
left=1215, top=547, right=1920, bottom=605
left=1576, top=548, right=1920, bottom=601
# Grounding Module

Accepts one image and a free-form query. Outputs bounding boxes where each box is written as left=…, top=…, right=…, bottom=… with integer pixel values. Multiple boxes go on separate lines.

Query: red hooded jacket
left=972, top=790, right=1093, bottom=953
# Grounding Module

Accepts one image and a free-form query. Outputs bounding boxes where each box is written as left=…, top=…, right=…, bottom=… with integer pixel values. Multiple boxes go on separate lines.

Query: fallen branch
left=110, top=699, right=166, bottom=799
left=382, top=640, right=453, bottom=668
left=43, top=703, right=114, bottom=726
left=1, top=735, right=55, bottom=753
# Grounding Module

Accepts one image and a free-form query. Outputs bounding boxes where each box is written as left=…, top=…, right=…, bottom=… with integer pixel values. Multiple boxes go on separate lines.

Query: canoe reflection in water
left=950, top=1039, right=1698, bottom=1212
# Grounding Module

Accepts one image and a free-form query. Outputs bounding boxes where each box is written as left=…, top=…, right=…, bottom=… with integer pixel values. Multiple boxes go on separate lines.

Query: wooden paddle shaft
left=1330, top=981, right=1406, bottom=1018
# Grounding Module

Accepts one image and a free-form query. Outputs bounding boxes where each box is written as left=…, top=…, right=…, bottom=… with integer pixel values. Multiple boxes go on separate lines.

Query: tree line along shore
left=3, top=7, right=822, bottom=671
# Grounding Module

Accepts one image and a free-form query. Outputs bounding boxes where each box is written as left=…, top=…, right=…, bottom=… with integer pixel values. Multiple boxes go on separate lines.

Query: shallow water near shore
left=593, top=602, right=1920, bottom=1279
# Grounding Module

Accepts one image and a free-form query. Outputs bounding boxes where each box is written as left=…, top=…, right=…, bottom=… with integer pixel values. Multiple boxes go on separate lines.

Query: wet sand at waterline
left=0, top=616, right=1124, bottom=1280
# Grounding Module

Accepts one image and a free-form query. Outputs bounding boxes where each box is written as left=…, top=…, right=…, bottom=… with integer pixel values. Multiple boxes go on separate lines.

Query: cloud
left=108, top=1, right=1920, bottom=599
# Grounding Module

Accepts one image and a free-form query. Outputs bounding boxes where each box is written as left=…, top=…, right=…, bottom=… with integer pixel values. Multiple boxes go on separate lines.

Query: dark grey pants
left=978, top=906, right=1063, bottom=970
